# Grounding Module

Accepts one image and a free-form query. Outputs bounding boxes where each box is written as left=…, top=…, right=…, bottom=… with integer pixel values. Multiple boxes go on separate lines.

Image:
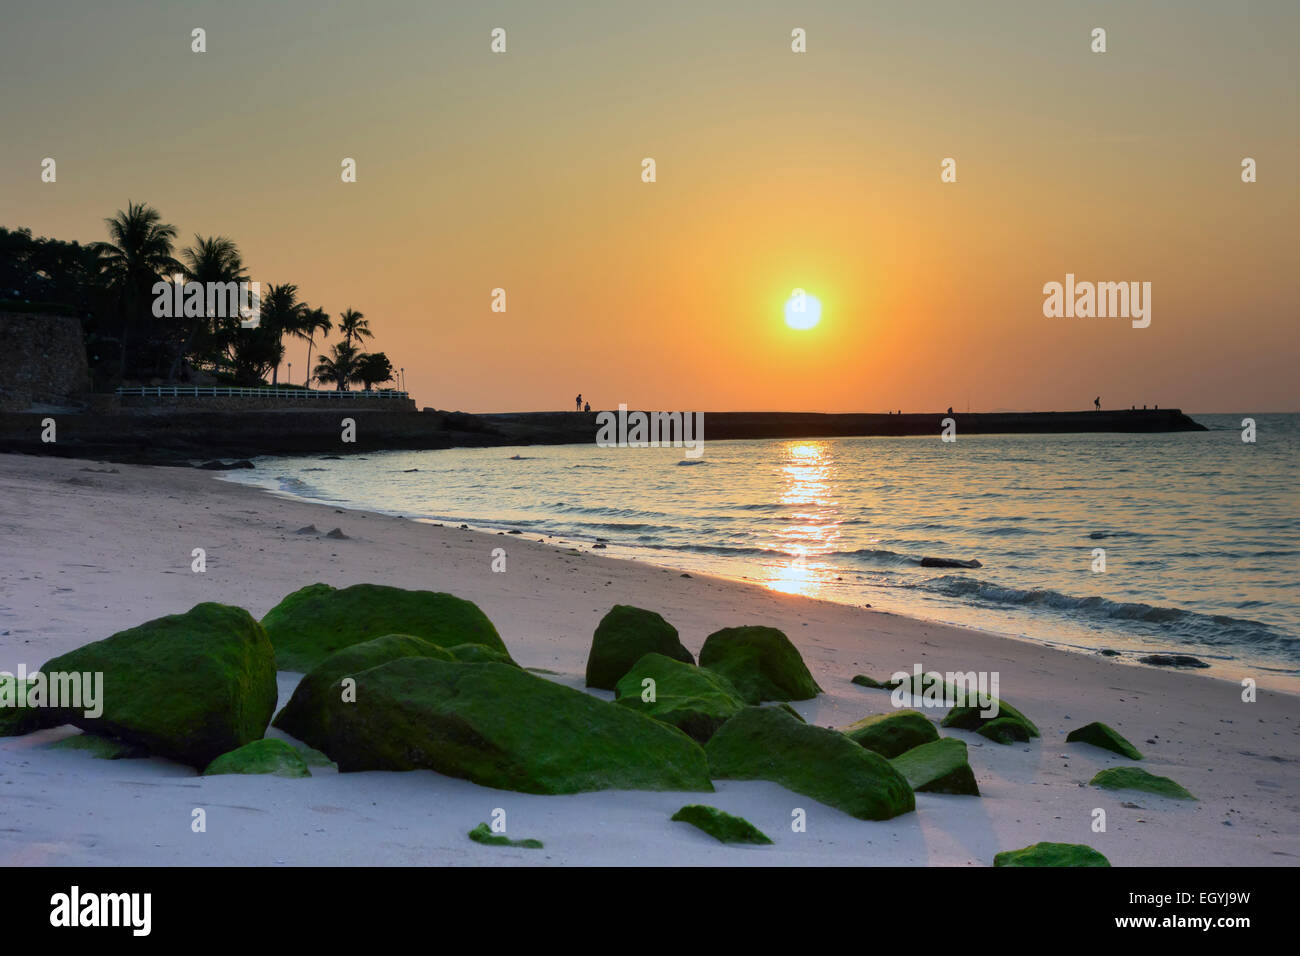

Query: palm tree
left=314, top=341, right=360, bottom=391
left=337, top=308, right=372, bottom=349
left=94, top=201, right=181, bottom=378
left=257, top=283, right=308, bottom=384
left=294, top=307, right=332, bottom=388
left=352, top=351, right=394, bottom=391
left=174, top=234, right=246, bottom=381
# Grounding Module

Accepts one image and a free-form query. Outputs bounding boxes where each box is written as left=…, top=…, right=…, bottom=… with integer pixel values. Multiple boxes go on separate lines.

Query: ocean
left=223, top=412, right=1299, bottom=683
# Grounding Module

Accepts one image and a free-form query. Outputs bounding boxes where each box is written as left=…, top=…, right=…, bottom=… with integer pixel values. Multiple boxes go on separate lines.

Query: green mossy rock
left=614, top=652, right=745, bottom=743
left=1067, top=721, right=1143, bottom=759
left=889, top=738, right=980, bottom=795
left=584, top=605, right=693, bottom=690
left=698, top=626, right=822, bottom=704
left=941, top=698, right=1039, bottom=738
left=46, top=733, right=142, bottom=759
left=203, top=738, right=311, bottom=778
left=671, top=804, right=773, bottom=845
left=994, top=842, right=1111, bottom=867
left=40, top=603, right=277, bottom=769
left=841, top=709, right=939, bottom=758
left=775, top=702, right=806, bottom=723
left=850, top=674, right=889, bottom=689
left=261, top=583, right=506, bottom=672
left=0, top=676, right=64, bottom=737
left=467, top=823, right=543, bottom=849
left=706, top=706, right=914, bottom=821
left=288, top=658, right=713, bottom=794
left=273, top=633, right=453, bottom=741
left=1090, top=766, right=1195, bottom=800
left=445, top=643, right=517, bottom=666
left=977, top=717, right=1032, bottom=745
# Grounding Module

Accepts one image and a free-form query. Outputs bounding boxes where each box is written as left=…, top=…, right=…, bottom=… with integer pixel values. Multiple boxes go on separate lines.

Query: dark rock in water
left=274, top=634, right=455, bottom=740
left=942, top=698, right=1039, bottom=738
left=671, top=805, right=772, bottom=845
left=1091, top=766, right=1195, bottom=800
left=919, top=556, right=982, bottom=568
left=320, top=455, right=342, bottom=460
left=1066, top=721, right=1143, bottom=759
left=295, top=524, right=318, bottom=535
left=1100, top=649, right=1120, bottom=657
left=468, top=823, right=543, bottom=849
left=680, top=573, right=692, bottom=578
left=698, top=626, right=822, bottom=704
left=841, top=709, right=939, bottom=758
left=994, top=842, right=1110, bottom=867
left=592, top=543, right=606, bottom=549
left=889, top=738, right=979, bottom=795
left=402, top=468, right=419, bottom=473
left=614, top=653, right=745, bottom=743
left=282, top=657, right=713, bottom=794
left=203, top=738, right=311, bottom=778
left=325, top=528, right=349, bottom=539
left=1139, top=654, right=1209, bottom=669
left=706, top=706, right=914, bottom=821
left=196, top=459, right=252, bottom=470
left=260, top=583, right=507, bottom=672
left=508, top=529, right=522, bottom=534
left=977, top=717, right=1032, bottom=744
left=40, top=603, right=277, bottom=768
left=585, top=605, right=693, bottom=690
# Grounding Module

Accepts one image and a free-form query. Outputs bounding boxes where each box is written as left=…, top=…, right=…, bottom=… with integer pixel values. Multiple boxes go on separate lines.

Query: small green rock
left=698, top=626, right=822, bottom=703
left=585, top=606, right=693, bottom=690
left=671, top=805, right=772, bottom=844
left=889, top=738, right=979, bottom=795
left=977, top=717, right=1032, bottom=745
left=1090, top=766, right=1195, bottom=800
left=850, top=674, right=889, bottom=689
left=706, top=706, right=914, bottom=821
left=1066, top=721, right=1143, bottom=759
left=941, top=698, right=1039, bottom=738
left=841, top=709, right=939, bottom=758
left=468, top=823, right=543, bottom=849
left=203, top=738, right=311, bottom=777
left=614, top=653, right=745, bottom=743
left=994, top=842, right=1111, bottom=867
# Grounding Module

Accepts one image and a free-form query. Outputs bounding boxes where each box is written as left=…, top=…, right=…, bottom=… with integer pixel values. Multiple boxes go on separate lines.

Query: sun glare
left=784, top=291, right=822, bottom=330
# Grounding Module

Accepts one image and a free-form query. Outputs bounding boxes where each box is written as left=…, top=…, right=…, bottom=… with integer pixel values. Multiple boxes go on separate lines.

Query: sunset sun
left=784, top=291, right=822, bottom=330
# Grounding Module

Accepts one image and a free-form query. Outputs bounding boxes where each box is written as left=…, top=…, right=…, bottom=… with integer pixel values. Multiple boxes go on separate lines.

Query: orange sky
left=2, top=0, right=1296, bottom=412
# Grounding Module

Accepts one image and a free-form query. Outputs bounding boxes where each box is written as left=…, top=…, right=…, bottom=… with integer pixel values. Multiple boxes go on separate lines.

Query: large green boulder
left=261, top=583, right=506, bottom=672
left=273, top=633, right=453, bottom=741
left=614, top=653, right=745, bottom=743
left=698, top=626, right=821, bottom=703
left=0, top=676, right=64, bottom=736
left=203, top=738, right=311, bottom=778
left=1067, top=721, right=1142, bottom=759
left=705, top=706, right=914, bottom=821
left=941, top=698, right=1039, bottom=738
left=585, top=605, right=692, bottom=690
left=994, top=842, right=1111, bottom=867
left=671, top=805, right=772, bottom=845
left=841, top=709, right=939, bottom=758
left=285, top=657, right=713, bottom=794
left=888, top=738, right=979, bottom=795
left=39, top=603, right=277, bottom=769
left=1090, top=766, right=1195, bottom=800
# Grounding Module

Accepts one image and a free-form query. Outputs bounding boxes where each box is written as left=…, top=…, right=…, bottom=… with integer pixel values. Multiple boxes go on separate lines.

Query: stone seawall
left=0, top=312, right=90, bottom=411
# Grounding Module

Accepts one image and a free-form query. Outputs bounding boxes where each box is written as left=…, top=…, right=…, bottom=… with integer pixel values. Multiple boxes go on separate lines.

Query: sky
left=1, top=0, right=1296, bottom=413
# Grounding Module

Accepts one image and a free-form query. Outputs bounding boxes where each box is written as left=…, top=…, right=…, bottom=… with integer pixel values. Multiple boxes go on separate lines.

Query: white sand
left=1, top=452, right=1296, bottom=866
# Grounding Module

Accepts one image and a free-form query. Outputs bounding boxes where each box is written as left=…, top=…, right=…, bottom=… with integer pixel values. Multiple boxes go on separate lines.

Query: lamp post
left=288, top=362, right=292, bottom=389
left=401, top=367, right=405, bottom=393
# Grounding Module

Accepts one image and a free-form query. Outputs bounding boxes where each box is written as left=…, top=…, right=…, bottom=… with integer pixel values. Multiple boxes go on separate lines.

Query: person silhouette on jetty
left=575, top=394, right=582, bottom=411
left=583, top=401, right=590, bottom=412
left=947, top=406, right=953, bottom=415
left=1094, top=396, right=1101, bottom=410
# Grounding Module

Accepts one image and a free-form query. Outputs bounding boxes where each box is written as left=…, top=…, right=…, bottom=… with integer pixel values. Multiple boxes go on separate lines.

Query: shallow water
left=225, top=413, right=1299, bottom=679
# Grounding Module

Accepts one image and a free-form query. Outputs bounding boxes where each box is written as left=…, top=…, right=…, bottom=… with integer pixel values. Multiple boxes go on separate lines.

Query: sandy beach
left=1, top=451, right=1297, bottom=867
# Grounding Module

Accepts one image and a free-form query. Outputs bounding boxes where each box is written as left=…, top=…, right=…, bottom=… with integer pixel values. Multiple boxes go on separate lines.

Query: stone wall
left=0, top=312, right=90, bottom=411
left=117, top=392, right=416, bottom=412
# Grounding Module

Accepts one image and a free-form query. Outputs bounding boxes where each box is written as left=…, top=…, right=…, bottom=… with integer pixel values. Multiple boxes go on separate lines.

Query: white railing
left=115, top=386, right=408, bottom=399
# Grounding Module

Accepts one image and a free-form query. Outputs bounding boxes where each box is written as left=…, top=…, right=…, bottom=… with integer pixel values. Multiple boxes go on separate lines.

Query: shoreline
left=2, top=452, right=1298, bottom=866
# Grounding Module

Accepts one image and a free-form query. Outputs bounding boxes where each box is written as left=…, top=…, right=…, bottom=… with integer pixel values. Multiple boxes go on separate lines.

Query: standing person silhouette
left=1094, top=396, right=1101, bottom=411
left=575, top=394, right=582, bottom=411
left=583, top=402, right=590, bottom=412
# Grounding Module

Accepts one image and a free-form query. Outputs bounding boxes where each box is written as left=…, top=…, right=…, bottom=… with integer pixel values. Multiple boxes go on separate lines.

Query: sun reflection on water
left=762, top=441, right=843, bottom=597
